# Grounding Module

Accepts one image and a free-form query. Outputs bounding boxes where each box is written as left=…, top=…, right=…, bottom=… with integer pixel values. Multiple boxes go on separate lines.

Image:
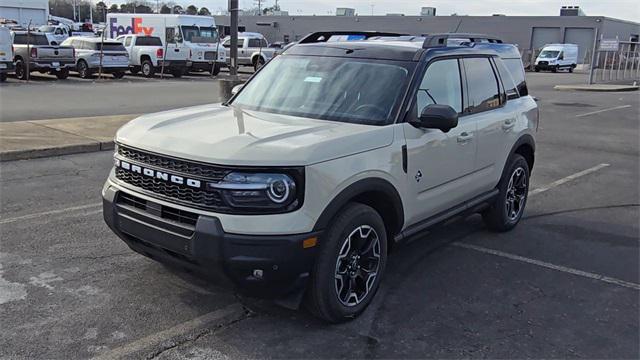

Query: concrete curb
left=0, top=114, right=136, bottom=162
left=554, top=84, right=639, bottom=92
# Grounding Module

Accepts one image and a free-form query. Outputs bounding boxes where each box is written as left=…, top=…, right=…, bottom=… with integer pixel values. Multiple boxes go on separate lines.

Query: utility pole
left=229, top=0, right=238, bottom=76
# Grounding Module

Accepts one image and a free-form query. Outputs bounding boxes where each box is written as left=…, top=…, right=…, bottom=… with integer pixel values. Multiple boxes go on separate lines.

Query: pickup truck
left=116, top=34, right=189, bottom=78
left=12, top=31, right=74, bottom=80
left=222, top=32, right=278, bottom=71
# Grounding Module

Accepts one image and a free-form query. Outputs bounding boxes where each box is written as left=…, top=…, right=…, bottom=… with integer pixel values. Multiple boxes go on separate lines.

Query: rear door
left=461, top=56, right=512, bottom=192
left=402, top=57, right=478, bottom=226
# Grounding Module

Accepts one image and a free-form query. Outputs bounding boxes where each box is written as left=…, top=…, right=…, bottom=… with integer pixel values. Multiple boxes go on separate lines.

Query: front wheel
left=77, top=60, right=92, bottom=79
left=306, top=203, right=387, bottom=323
left=253, top=57, right=265, bottom=72
left=482, top=154, right=530, bottom=232
left=0, top=73, right=7, bottom=82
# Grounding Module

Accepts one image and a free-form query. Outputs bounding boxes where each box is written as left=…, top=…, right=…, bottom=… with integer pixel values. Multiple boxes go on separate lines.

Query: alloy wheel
left=334, top=225, right=381, bottom=307
left=505, top=167, right=527, bottom=221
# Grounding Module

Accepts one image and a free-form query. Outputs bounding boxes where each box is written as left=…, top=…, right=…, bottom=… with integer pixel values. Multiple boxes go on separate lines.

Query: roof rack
left=421, top=33, right=503, bottom=48
left=297, top=31, right=408, bottom=44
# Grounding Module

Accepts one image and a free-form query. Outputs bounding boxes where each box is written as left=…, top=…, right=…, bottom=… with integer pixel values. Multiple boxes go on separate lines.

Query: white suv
left=103, top=32, right=538, bottom=323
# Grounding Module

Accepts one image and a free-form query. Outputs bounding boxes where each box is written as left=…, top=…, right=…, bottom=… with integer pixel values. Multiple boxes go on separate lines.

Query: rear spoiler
left=297, top=31, right=408, bottom=44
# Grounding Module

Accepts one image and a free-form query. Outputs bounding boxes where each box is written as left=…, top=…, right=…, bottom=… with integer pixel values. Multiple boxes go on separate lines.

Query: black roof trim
left=421, top=33, right=503, bottom=48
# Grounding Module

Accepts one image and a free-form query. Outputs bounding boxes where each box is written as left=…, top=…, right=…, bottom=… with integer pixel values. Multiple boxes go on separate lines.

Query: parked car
left=116, top=34, right=189, bottom=78
left=103, top=31, right=538, bottom=322
left=11, top=31, right=74, bottom=80
left=0, top=27, right=15, bottom=81
left=222, top=32, right=278, bottom=71
left=535, top=43, right=578, bottom=72
left=61, top=37, right=128, bottom=78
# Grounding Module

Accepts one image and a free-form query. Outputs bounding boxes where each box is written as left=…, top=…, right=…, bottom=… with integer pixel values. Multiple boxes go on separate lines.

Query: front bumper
left=103, top=184, right=320, bottom=298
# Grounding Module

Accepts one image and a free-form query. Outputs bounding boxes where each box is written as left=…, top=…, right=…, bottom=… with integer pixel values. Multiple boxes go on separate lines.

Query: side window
left=248, top=38, right=261, bottom=48
left=412, top=58, right=462, bottom=119
left=260, top=38, right=268, bottom=47
left=222, top=39, right=230, bottom=48
left=493, top=58, right=519, bottom=100
left=124, top=37, right=132, bottom=47
left=166, top=28, right=175, bottom=43
left=462, top=57, right=501, bottom=114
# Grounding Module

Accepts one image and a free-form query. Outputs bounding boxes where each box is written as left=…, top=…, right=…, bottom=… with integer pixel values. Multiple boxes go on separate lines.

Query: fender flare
left=505, top=134, right=536, bottom=173
left=312, top=177, right=404, bottom=233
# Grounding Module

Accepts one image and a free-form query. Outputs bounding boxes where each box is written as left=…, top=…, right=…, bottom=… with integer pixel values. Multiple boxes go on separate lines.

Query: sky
left=148, top=0, right=640, bottom=23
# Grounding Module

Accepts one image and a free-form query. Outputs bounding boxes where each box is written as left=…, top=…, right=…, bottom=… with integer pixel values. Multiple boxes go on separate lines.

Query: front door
left=403, top=58, right=478, bottom=227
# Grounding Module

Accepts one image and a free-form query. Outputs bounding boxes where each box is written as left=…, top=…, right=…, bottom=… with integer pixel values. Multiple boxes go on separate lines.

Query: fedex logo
left=109, top=17, right=155, bottom=38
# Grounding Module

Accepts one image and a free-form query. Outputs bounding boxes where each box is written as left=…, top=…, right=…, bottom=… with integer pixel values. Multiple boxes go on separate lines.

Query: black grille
left=539, top=61, right=548, bottom=66
left=117, top=192, right=199, bottom=226
left=204, top=51, right=216, bottom=60
left=116, top=168, right=224, bottom=209
left=117, top=145, right=229, bottom=180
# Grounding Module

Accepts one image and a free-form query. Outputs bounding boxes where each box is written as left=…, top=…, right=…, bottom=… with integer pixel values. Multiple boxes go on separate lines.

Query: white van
left=0, top=27, right=14, bottom=81
left=534, top=43, right=578, bottom=72
left=106, top=14, right=225, bottom=75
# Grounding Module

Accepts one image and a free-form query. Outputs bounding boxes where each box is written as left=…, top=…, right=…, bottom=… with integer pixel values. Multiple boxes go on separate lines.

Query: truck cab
left=0, top=27, right=14, bottom=81
left=535, top=43, right=578, bottom=72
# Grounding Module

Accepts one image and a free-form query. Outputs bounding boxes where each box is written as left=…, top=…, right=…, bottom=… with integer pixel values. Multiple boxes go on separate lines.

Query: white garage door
left=565, top=27, right=595, bottom=64
left=531, top=27, right=562, bottom=50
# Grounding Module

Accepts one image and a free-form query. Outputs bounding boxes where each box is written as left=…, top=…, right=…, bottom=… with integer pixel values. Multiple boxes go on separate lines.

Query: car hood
left=116, top=104, right=394, bottom=166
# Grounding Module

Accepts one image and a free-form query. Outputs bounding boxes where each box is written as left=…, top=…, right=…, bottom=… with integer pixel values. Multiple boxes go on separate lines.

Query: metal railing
left=589, top=39, right=640, bottom=84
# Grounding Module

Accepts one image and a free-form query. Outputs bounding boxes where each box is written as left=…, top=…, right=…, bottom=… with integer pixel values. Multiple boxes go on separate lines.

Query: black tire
left=534, top=67, right=540, bottom=72
left=211, top=63, right=221, bottom=76
left=568, top=66, right=574, bottom=73
left=112, top=71, right=125, bottom=79
left=306, top=203, right=387, bottom=323
left=482, top=154, right=530, bottom=232
left=15, top=59, right=28, bottom=80
left=551, top=65, right=558, bottom=73
left=77, top=60, right=92, bottom=79
left=253, top=56, right=265, bottom=72
left=0, top=73, right=6, bottom=82
left=171, top=68, right=183, bottom=78
left=130, top=66, right=140, bottom=75
left=141, top=59, right=155, bottom=78
left=54, top=68, right=69, bottom=79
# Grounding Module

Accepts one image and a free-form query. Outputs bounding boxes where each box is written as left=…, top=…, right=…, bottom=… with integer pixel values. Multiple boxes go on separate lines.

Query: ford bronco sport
left=103, top=32, right=538, bottom=323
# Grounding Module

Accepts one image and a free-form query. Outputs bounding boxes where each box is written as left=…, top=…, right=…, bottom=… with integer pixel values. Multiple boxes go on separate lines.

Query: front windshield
left=539, top=50, right=560, bottom=58
left=181, top=26, right=218, bottom=43
left=232, top=55, right=413, bottom=126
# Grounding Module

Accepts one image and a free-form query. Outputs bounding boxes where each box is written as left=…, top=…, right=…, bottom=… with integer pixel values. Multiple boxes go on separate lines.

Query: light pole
left=229, top=0, right=238, bottom=76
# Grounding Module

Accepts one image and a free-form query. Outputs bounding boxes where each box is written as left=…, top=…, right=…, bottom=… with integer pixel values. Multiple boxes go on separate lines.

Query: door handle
left=502, top=118, right=516, bottom=130
left=457, top=132, right=474, bottom=143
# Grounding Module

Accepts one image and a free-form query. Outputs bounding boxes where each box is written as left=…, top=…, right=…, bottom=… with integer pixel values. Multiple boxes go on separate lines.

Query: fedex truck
left=106, top=14, right=225, bottom=75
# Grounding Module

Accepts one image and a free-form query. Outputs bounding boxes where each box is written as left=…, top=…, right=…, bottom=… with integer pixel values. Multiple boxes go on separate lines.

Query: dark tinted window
left=135, top=37, right=162, bottom=46
left=463, top=57, right=501, bottom=113
left=94, top=42, right=126, bottom=51
left=493, top=58, right=519, bottom=99
left=248, top=38, right=261, bottom=47
left=412, top=59, right=462, bottom=118
left=503, top=58, right=528, bottom=96
left=13, top=34, right=50, bottom=45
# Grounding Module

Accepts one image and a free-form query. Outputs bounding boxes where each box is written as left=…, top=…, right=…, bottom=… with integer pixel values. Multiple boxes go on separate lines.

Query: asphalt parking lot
left=1, top=72, right=639, bottom=359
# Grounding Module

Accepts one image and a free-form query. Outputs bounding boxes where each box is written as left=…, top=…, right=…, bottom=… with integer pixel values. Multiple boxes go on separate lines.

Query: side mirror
left=412, top=104, right=458, bottom=132
left=174, top=32, right=183, bottom=43
left=231, top=84, right=244, bottom=96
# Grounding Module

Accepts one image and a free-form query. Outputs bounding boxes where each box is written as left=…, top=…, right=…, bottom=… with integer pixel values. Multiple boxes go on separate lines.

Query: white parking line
left=452, top=242, right=640, bottom=291
left=92, top=303, right=246, bottom=360
left=529, top=163, right=610, bottom=196
left=575, top=105, right=631, bottom=118
left=0, top=203, right=101, bottom=225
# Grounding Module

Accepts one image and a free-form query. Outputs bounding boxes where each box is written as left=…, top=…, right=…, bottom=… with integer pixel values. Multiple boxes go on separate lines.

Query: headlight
left=209, top=172, right=300, bottom=211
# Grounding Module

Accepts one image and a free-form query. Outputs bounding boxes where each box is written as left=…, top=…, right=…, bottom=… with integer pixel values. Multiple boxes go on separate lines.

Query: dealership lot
left=0, top=73, right=638, bottom=358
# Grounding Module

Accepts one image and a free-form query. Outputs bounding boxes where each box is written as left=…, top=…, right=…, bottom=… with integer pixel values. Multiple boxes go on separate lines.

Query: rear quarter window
left=462, top=57, right=502, bottom=114
left=503, top=58, right=528, bottom=96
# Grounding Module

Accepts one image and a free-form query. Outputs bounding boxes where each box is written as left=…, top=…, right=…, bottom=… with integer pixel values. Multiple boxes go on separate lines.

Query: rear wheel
left=15, top=59, right=28, bottom=80
left=171, top=68, right=183, bottom=78
left=306, top=203, right=387, bottom=323
left=54, top=68, right=69, bottom=79
left=141, top=60, right=155, bottom=78
left=0, top=73, right=7, bottom=82
left=482, top=154, right=530, bottom=232
left=77, top=60, right=92, bottom=79
left=253, top=56, right=265, bottom=72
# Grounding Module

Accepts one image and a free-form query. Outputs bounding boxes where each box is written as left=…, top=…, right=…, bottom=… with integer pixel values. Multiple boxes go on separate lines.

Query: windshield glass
left=232, top=55, right=413, bottom=125
left=181, top=26, right=218, bottom=43
left=539, top=50, right=560, bottom=58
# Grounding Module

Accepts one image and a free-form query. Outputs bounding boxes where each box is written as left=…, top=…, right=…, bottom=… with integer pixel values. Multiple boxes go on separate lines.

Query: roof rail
left=297, top=31, right=408, bottom=44
left=421, top=33, right=503, bottom=48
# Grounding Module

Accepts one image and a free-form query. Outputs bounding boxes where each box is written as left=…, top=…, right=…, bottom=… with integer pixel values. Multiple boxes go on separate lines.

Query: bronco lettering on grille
left=115, top=159, right=202, bottom=189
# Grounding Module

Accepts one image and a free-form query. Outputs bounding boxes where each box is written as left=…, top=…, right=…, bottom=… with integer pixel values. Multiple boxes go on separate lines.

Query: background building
left=214, top=13, right=640, bottom=64
left=0, top=0, right=49, bottom=27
